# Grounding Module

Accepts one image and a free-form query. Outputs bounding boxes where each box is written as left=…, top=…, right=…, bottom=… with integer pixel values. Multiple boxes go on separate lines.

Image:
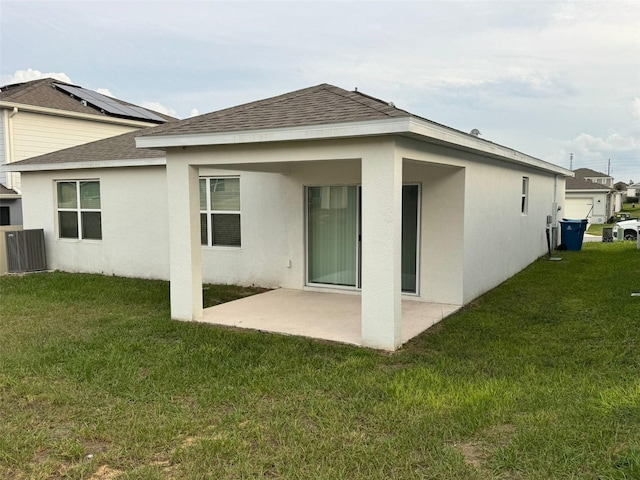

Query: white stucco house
left=564, top=176, right=614, bottom=224
left=5, top=83, right=572, bottom=350
left=565, top=168, right=622, bottom=223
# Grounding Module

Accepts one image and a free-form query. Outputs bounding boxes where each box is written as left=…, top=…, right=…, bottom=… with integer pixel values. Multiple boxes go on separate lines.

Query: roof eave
left=135, top=116, right=572, bottom=177
left=566, top=188, right=611, bottom=193
left=3, top=157, right=166, bottom=172
left=135, top=117, right=414, bottom=148
left=0, top=101, right=165, bottom=128
left=405, top=118, right=573, bottom=176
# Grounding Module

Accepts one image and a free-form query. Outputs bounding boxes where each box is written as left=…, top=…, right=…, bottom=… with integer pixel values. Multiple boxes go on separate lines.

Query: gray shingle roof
left=573, top=167, right=610, bottom=179
left=0, top=78, right=175, bottom=122
left=0, top=183, right=18, bottom=195
left=8, top=129, right=164, bottom=166
left=566, top=176, right=610, bottom=190
left=138, top=83, right=411, bottom=138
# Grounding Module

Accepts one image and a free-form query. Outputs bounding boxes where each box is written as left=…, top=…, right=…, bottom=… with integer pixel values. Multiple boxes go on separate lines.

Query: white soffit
left=135, top=117, right=412, bottom=148
left=135, top=117, right=573, bottom=176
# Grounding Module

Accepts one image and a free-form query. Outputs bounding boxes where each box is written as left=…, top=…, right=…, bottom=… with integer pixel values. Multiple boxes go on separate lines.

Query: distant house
left=6, top=83, right=572, bottom=350
left=574, top=167, right=614, bottom=188
left=565, top=168, right=622, bottom=223
left=0, top=77, right=173, bottom=224
left=565, top=177, right=612, bottom=223
left=627, top=183, right=640, bottom=199
left=0, top=184, right=20, bottom=226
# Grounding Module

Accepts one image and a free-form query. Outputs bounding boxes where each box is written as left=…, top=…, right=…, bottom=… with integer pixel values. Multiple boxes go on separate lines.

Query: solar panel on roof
left=53, top=83, right=167, bottom=123
left=127, top=105, right=168, bottom=123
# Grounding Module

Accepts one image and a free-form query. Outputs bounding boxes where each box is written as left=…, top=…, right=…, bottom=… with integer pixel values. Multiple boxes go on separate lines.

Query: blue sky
left=1, top=0, right=638, bottom=182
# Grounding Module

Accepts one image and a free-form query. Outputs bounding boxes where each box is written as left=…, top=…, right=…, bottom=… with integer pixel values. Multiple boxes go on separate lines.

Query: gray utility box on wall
left=5, top=229, right=47, bottom=273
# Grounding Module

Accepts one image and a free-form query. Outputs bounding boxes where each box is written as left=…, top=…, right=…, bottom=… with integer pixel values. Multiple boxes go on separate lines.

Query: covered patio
left=133, top=83, right=566, bottom=351
left=199, top=288, right=461, bottom=347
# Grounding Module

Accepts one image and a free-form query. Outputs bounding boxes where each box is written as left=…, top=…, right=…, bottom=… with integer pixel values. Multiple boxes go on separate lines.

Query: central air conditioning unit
left=5, top=229, right=47, bottom=273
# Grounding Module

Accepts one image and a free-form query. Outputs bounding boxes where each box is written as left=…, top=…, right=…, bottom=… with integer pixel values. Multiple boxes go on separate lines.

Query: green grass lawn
left=1, top=242, right=639, bottom=479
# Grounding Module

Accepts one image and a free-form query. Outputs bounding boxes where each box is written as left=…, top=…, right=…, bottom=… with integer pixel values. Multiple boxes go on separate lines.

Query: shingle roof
left=138, top=83, right=411, bottom=138
left=0, top=183, right=18, bottom=195
left=566, top=176, right=610, bottom=190
left=0, top=78, right=175, bottom=122
left=8, top=129, right=165, bottom=166
left=574, top=167, right=610, bottom=179
left=8, top=83, right=411, bottom=167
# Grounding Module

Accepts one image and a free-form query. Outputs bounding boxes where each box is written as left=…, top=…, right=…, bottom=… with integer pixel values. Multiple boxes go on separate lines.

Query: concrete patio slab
left=199, top=288, right=461, bottom=348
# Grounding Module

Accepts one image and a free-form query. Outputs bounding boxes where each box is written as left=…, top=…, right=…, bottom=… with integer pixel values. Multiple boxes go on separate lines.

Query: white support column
left=361, top=146, right=403, bottom=350
left=166, top=159, right=203, bottom=321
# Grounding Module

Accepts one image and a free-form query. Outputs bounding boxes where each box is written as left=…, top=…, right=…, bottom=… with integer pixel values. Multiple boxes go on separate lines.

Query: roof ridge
left=574, top=167, right=609, bottom=177
left=140, top=84, right=335, bottom=133
left=195, top=83, right=406, bottom=123
left=207, top=83, right=334, bottom=117
left=329, top=86, right=410, bottom=118
left=1, top=78, right=47, bottom=100
left=136, top=83, right=415, bottom=139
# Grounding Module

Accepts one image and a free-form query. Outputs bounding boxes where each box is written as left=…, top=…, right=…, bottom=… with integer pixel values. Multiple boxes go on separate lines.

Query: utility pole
left=607, top=158, right=611, bottom=176
left=570, top=153, right=573, bottom=170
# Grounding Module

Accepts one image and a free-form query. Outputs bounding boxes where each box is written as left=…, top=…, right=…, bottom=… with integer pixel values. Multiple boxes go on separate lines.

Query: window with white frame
left=56, top=180, right=102, bottom=239
left=521, top=176, right=529, bottom=215
left=199, top=177, right=241, bottom=247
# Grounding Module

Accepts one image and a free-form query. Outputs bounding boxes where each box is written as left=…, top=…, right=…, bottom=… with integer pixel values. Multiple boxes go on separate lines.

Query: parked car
left=612, top=218, right=640, bottom=241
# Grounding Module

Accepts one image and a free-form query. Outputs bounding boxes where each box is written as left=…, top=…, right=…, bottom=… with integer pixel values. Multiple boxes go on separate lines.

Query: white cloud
left=631, top=97, right=640, bottom=122
left=96, top=88, right=115, bottom=98
left=189, top=108, right=199, bottom=118
left=548, top=130, right=639, bottom=178
left=570, top=132, right=639, bottom=155
left=1, top=68, right=72, bottom=85
left=141, top=101, right=177, bottom=118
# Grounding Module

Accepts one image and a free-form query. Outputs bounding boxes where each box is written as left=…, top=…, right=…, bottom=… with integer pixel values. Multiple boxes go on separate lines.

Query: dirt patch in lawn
left=455, top=423, right=516, bottom=470
left=459, top=441, right=484, bottom=468
left=89, top=465, right=123, bottom=480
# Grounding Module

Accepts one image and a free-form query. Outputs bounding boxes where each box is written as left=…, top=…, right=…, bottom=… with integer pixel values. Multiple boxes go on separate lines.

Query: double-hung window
left=56, top=180, right=102, bottom=239
left=200, top=177, right=241, bottom=247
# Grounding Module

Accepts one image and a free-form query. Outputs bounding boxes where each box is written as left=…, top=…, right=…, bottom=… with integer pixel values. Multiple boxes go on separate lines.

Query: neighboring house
left=627, top=183, right=640, bottom=199
left=0, top=77, right=173, bottom=224
left=0, top=183, right=21, bottom=226
left=564, top=176, right=613, bottom=223
left=6, top=83, right=572, bottom=350
left=574, top=167, right=614, bottom=188
left=566, top=168, right=624, bottom=223
left=614, top=181, right=628, bottom=202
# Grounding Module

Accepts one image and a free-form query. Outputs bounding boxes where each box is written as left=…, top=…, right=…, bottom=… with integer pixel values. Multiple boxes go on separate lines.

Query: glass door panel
left=307, top=184, right=419, bottom=293
left=307, top=186, right=358, bottom=287
left=402, top=185, right=419, bottom=293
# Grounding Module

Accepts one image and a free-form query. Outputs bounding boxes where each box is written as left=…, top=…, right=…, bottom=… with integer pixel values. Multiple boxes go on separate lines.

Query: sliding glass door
left=306, top=184, right=419, bottom=293
left=307, top=186, right=358, bottom=287
left=401, top=185, right=419, bottom=293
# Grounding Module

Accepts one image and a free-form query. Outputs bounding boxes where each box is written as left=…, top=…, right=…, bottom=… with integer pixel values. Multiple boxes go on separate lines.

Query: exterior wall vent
left=5, top=229, right=47, bottom=273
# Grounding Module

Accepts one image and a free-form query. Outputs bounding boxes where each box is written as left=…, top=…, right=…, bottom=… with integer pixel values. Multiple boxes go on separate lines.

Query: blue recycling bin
left=559, top=219, right=588, bottom=251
